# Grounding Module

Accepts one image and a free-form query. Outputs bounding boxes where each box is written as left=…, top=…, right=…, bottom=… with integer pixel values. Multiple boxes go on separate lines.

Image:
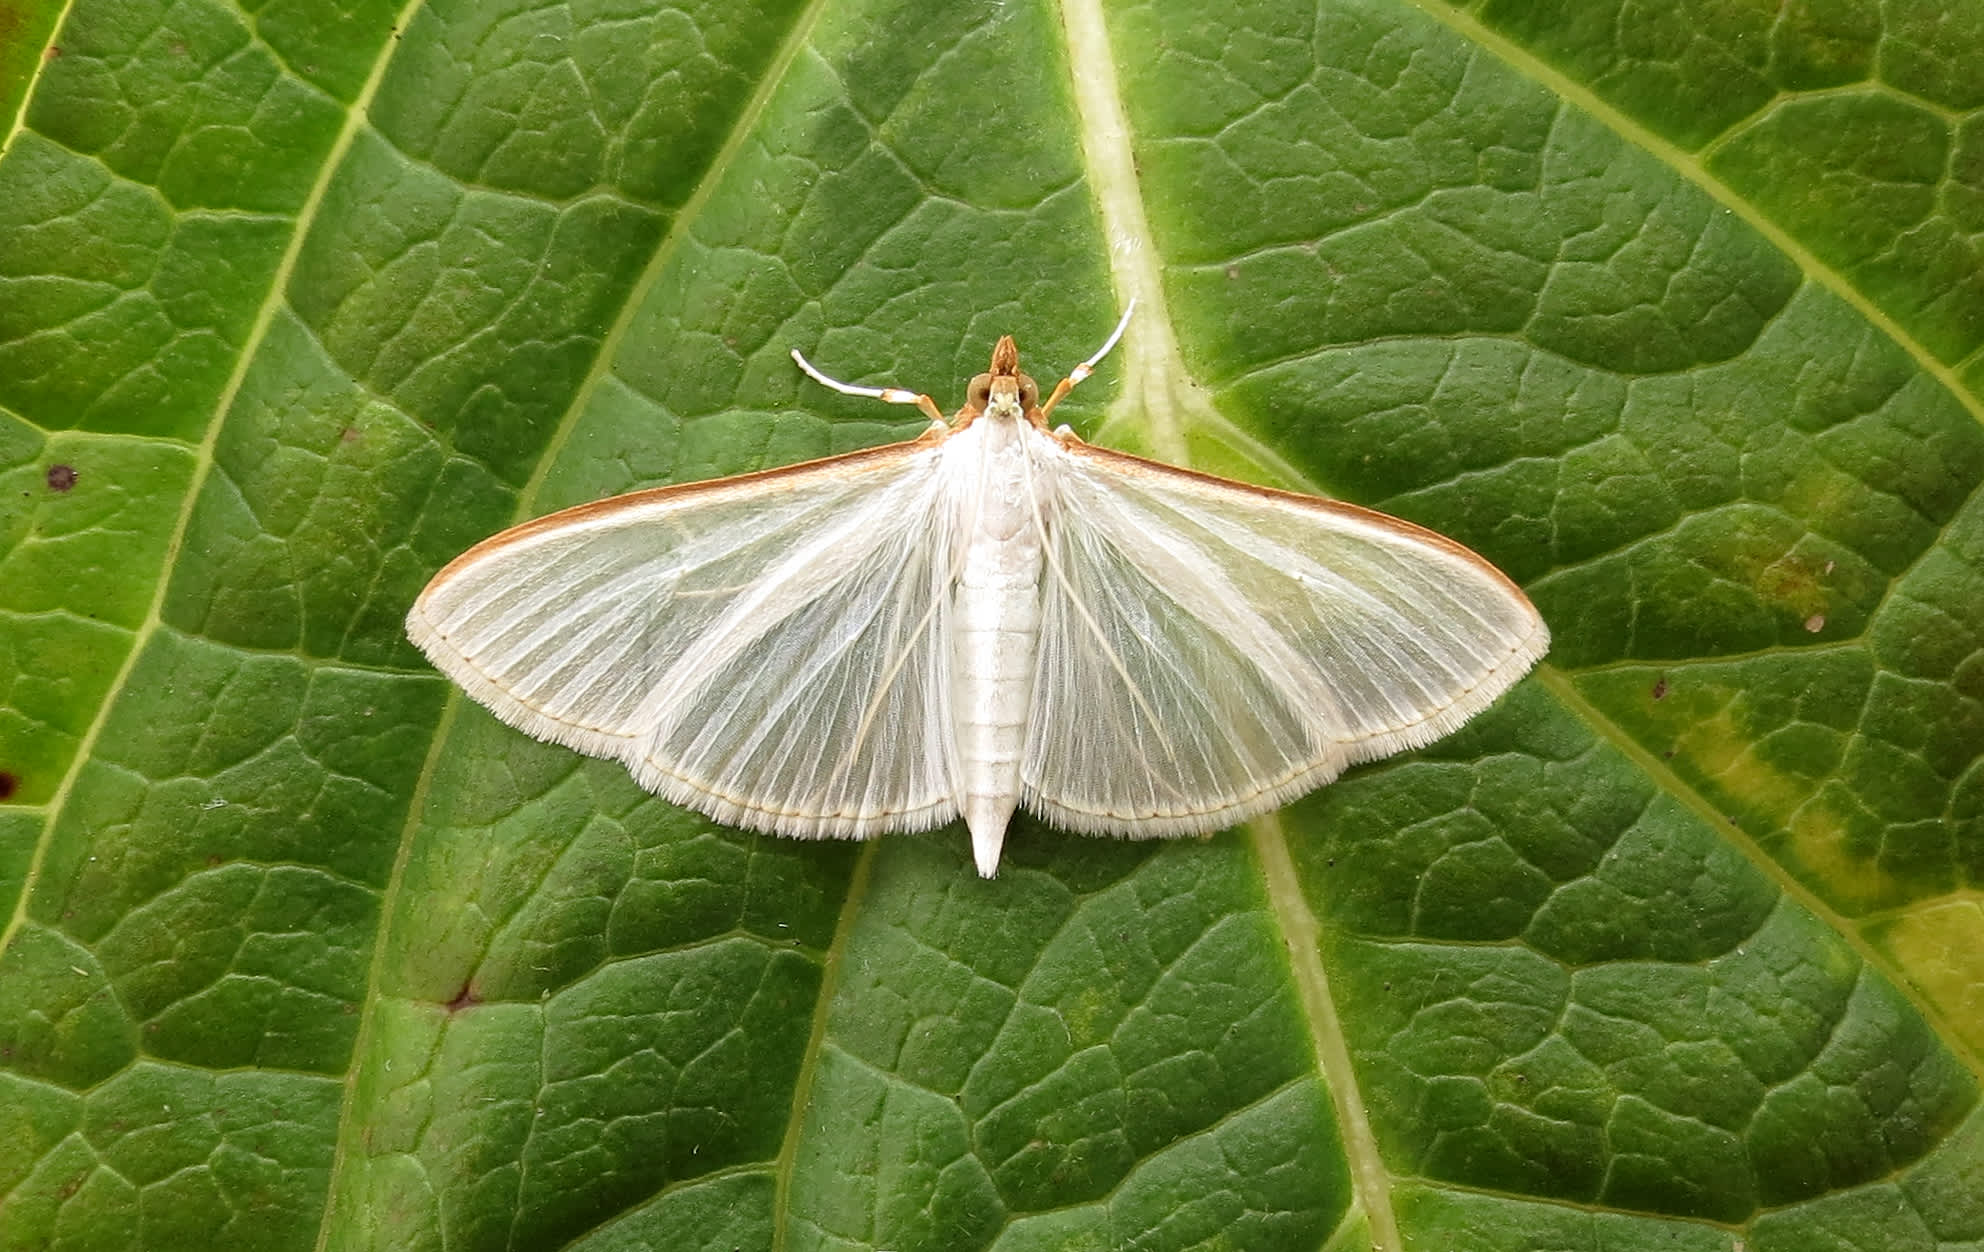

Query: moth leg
left=791, top=348, right=946, bottom=423
left=1038, top=299, right=1136, bottom=421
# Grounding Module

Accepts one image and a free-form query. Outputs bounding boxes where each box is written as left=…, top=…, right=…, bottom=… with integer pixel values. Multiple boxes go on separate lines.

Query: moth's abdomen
left=953, top=561, right=1043, bottom=873
left=948, top=427, right=1047, bottom=876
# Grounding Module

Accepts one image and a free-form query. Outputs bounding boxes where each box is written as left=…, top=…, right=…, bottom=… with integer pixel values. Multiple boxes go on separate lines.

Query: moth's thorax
left=947, top=411, right=1037, bottom=545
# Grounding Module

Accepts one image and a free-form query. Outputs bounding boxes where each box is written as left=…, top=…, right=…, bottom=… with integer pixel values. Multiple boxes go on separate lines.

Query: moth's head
left=964, top=335, right=1039, bottom=424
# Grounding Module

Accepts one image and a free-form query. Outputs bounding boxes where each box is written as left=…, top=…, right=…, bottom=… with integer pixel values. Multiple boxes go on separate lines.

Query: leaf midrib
left=1056, top=0, right=1405, bottom=1243
left=770, top=839, right=877, bottom=1252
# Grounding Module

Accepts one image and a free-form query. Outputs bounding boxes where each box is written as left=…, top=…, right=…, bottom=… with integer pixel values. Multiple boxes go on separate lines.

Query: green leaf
left=2, top=0, right=1980, bottom=1249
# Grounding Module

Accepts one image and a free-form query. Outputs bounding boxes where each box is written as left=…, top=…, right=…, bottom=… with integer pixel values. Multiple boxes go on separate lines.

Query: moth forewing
left=1016, top=434, right=1548, bottom=837
left=406, top=434, right=969, bottom=838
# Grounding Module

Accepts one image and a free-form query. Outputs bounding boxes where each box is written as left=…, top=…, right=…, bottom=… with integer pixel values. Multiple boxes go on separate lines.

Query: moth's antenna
left=1039, top=299, right=1136, bottom=420
left=791, top=349, right=946, bottom=423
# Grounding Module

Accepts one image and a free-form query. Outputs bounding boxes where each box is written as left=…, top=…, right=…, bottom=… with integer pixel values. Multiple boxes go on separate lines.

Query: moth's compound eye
left=967, top=374, right=993, bottom=409
left=1018, top=377, right=1039, bottom=409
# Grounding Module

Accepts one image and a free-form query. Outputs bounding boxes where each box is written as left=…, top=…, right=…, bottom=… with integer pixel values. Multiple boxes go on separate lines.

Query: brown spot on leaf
left=339, top=426, right=361, bottom=443
left=1651, top=676, right=1668, bottom=701
left=1756, top=552, right=1828, bottom=619
left=445, top=984, right=480, bottom=1013
left=0, top=772, right=17, bottom=800
left=1804, top=614, right=1825, bottom=633
left=46, top=464, right=77, bottom=491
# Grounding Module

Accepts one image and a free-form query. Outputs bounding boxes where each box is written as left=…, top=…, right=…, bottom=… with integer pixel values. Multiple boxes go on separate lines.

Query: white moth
left=407, top=312, right=1548, bottom=877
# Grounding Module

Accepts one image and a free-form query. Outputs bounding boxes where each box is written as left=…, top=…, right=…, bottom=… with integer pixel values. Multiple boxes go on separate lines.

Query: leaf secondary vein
left=506, top=0, right=831, bottom=520
left=1537, top=666, right=1984, bottom=1080
left=327, top=2, right=846, bottom=1240
left=771, top=839, right=875, bottom=1251
left=1403, top=0, right=1984, bottom=434
left=0, top=0, right=430, bottom=1012
left=0, top=0, right=76, bottom=156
